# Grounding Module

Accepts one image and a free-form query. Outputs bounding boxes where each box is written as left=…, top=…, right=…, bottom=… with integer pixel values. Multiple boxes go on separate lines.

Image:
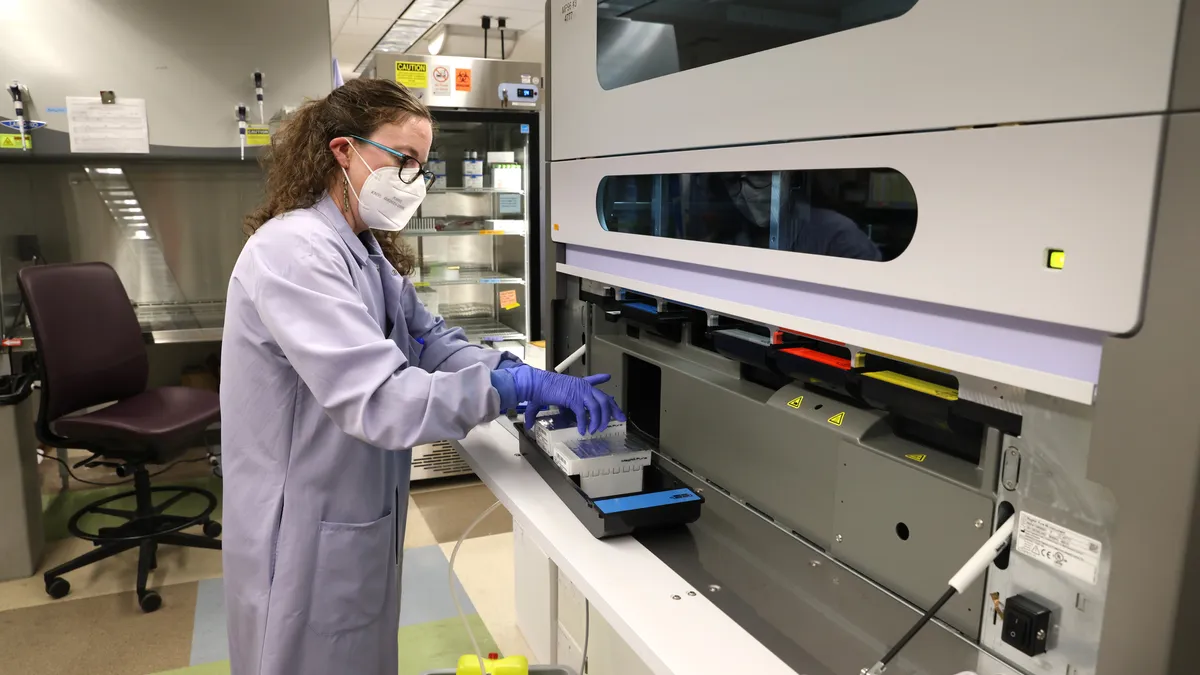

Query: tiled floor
left=0, top=466, right=528, bottom=675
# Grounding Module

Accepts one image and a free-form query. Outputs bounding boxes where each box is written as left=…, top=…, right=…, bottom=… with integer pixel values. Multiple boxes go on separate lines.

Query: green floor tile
left=42, top=475, right=223, bottom=541
left=153, top=660, right=231, bottom=675
left=399, top=614, right=500, bottom=675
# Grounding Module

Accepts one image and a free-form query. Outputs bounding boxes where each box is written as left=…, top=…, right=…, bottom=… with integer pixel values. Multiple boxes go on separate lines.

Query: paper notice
left=66, top=96, right=150, bottom=154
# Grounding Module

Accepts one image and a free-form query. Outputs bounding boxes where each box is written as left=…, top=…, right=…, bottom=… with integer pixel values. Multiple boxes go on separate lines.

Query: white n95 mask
left=342, top=144, right=426, bottom=232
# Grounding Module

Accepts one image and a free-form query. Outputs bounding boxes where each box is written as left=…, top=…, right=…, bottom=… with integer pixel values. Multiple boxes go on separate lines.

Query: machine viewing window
left=596, top=0, right=920, bottom=89
left=598, top=169, right=917, bottom=262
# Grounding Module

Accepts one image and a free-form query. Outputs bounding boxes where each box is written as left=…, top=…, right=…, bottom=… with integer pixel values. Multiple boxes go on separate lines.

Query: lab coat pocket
left=308, top=510, right=394, bottom=636
left=406, top=336, right=426, bottom=367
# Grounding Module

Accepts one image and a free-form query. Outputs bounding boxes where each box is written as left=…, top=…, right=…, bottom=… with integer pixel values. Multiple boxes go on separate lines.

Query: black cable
left=481, top=15, right=491, bottom=58
left=877, top=587, right=955, bottom=669
left=37, top=449, right=211, bottom=487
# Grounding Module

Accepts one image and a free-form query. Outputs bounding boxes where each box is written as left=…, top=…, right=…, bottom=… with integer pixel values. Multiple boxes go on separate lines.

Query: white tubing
left=554, top=343, right=587, bottom=373
left=449, top=500, right=503, bottom=674
left=949, top=516, right=1016, bottom=593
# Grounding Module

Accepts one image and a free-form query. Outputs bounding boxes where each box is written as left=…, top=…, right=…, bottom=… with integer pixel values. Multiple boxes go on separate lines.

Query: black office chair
left=18, top=262, right=222, bottom=613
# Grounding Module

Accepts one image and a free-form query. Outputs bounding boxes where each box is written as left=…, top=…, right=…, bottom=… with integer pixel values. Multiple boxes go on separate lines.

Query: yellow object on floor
left=456, top=653, right=529, bottom=675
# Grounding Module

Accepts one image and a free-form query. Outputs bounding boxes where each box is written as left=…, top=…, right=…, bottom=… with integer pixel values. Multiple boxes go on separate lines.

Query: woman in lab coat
left=220, top=78, right=622, bottom=675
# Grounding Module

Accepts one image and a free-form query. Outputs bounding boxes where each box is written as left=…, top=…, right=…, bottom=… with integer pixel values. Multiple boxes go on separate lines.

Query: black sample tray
left=712, top=328, right=777, bottom=372
left=513, top=421, right=704, bottom=539
left=618, top=301, right=689, bottom=342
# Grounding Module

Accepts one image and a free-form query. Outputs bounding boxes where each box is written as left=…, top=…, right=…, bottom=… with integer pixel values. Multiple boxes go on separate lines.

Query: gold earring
left=342, top=177, right=350, bottom=211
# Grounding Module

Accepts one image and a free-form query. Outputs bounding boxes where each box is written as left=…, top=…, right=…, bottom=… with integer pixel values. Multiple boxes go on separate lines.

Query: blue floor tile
left=191, top=577, right=229, bottom=665
left=186, top=545, right=473, bottom=663
left=400, top=545, right=476, bottom=628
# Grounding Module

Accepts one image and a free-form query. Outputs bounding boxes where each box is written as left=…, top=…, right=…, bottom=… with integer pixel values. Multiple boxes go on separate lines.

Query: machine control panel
left=498, top=82, right=539, bottom=107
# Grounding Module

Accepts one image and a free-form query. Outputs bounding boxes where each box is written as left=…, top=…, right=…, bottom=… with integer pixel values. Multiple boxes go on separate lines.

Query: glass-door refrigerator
left=364, top=54, right=542, bottom=479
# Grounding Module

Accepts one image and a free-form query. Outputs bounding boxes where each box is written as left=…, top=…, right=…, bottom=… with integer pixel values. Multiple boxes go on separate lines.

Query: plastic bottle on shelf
left=427, top=151, right=447, bottom=191
left=463, top=150, right=484, bottom=190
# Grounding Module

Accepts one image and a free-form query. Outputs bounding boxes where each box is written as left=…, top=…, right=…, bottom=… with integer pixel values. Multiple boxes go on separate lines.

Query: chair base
left=43, top=466, right=221, bottom=613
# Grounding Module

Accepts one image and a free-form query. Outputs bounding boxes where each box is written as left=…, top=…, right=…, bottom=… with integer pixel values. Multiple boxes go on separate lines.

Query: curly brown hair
left=243, top=78, right=431, bottom=274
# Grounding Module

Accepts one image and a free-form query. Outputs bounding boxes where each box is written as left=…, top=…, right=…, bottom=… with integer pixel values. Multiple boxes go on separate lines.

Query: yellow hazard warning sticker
left=827, top=411, right=845, bottom=427
left=246, top=125, right=271, bottom=146
left=395, top=62, right=429, bottom=89
left=787, top=396, right=804, bottom=409
left=0, top=134, right=31, bottom=149
left=905, top=453, right=927, bottom=463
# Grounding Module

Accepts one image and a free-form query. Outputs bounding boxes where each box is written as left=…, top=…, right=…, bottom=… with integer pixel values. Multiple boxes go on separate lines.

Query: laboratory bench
left=451, top=419, right=797, bottom=675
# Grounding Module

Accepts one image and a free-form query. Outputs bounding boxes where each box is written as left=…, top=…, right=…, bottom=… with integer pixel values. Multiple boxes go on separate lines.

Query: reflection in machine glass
left=596, top=0, right=921, bottom=89
left=598, top=169, right=917, bottom=262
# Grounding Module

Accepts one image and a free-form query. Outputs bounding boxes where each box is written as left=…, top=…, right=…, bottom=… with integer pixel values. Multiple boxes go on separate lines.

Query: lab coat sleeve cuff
left=494, top=355, right=523, bottom=370
left=490, top=369, right=518, bottom=412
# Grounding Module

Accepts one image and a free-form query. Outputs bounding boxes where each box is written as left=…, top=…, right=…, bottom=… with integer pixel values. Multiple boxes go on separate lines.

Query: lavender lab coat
left=220, top=195, right=514, bottom=675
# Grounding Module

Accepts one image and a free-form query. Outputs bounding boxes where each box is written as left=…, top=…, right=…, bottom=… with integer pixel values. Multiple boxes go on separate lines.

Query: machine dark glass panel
left=596, top=0, right=920, bottom=89
left=598, top=169, right=917, bottom=262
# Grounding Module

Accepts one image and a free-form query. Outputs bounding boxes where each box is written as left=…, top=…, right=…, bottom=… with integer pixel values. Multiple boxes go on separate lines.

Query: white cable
left=554, top=343, right=587, bottom=373
left=449, top=499, right=503, bottom=674
left=949, top=516, right=1015, bottom=592
left=581, top=598, right=590, bottom=675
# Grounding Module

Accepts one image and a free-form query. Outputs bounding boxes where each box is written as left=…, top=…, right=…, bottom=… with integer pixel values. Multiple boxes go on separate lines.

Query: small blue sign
left=46, top=107, right=67, bottom=114
left=0, top=119, right=46, bottom=131
left=520, top=124, right=530, bottom=134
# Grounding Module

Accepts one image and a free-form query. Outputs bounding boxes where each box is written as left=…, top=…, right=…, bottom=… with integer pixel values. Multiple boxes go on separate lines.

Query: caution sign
left=455, top=68, right=472, bottom=92
left=432, top=65, right=451, bottom=96
left=395, top=62, right=428, bottom=89
left=827, top=411, right=845, bottom=427
left=905, top=453, right=927, bottom=463
left=246, top=125, right=271, bottom=146
left=786, top=396, right=804, bottom=409
left=0, top=134, right=31, bottom=149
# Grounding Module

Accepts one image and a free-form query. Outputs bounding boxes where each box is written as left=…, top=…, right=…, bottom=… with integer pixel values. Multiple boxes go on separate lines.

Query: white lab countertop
left=452, top=419, right=797, bottom=675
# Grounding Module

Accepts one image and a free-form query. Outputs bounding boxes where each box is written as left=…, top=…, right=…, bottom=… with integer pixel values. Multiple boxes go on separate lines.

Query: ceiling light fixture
left=357, top=0, right=461, bottom=69
left=428, top=29, right=446, bottom=55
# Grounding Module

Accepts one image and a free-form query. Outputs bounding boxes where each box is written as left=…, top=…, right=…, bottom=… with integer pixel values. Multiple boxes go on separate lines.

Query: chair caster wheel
left=203, top=521, right=222, bottom=538
left=138, top=590, right=162, bottom=613
left=45, top=577, right=70, bottom=599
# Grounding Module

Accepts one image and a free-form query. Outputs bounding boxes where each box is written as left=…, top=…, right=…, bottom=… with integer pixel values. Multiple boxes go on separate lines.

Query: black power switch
left=1001, top=594, right=1052, bottom=656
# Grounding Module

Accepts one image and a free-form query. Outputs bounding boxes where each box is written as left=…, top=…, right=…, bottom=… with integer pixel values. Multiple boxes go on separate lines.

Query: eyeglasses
left=350, top=135, right=436, bottom=189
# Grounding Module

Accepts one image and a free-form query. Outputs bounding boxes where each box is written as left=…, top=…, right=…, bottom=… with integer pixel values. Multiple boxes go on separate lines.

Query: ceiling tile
left=337, top=15, right=396, bottom=37
left=334, top=32, right=384, bottom=67
left=501, top=0, right=549, bottom=12
left=442, top=4, right=545, bottom=30
left=329, top=0, right=358, bottom=16
left=355, top=0, right=408, bottom=20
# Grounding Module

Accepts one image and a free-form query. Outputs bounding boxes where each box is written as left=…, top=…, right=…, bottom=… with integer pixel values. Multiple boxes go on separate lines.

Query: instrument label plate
left=1015, top=511, right=1102, bottom=585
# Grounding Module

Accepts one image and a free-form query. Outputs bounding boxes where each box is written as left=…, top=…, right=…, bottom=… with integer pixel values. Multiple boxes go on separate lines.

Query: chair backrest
left=17, top=262, right=149, bottom=423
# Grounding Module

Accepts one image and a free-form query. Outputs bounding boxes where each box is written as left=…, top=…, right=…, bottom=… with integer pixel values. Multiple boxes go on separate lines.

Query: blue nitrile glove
left=509, top=365, right=625, bottom=435
left=490, top=369, right=519, bottom=412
